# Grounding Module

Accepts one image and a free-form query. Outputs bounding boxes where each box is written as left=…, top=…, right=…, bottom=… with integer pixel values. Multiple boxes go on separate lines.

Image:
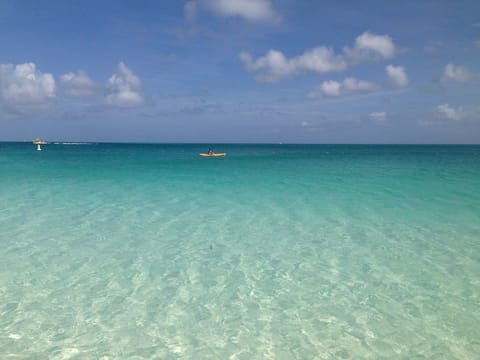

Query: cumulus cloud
left=0, top=62, right=56, bottom=113
left=186, top=0, right=280, bottom=23
left=344, top=32, right=396, bottom=62
left=60, top=70, right=97, bottom=98
left=241, top=32, right=398, bottom=82
left=369, top=111, right=387, bottom=122
left=441, top=63, right=476, bottom=83
left=386, top=65, right=408, bottom=88
left=308, top=77, right=379, bottom=98
left=308, top=63, right=409, bottom=101
left=437, top=104, right=466, bottom=121
left=240, top=47, right=347, bottom=82
left=105, top=62, right=144, bottom=107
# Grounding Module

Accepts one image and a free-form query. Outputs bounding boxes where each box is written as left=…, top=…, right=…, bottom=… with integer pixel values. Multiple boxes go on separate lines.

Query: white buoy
left=37, top=144, right=42, bottom=151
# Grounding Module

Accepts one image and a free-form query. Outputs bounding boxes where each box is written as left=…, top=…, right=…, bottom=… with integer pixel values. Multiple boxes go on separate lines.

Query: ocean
left=1, top=143, right=479, bottom=359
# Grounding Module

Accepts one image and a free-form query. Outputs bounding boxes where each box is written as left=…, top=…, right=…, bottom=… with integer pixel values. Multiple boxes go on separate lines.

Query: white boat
left=32, top=139, right=48, bottom=145
left=32, top=139, right=48, bottom=151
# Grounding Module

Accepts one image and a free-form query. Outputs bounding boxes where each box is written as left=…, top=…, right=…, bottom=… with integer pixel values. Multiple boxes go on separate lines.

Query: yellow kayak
left=199, top=153, right=227, bottom=157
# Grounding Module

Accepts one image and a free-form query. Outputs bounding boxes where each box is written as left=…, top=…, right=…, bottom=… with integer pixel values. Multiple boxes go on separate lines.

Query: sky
left=0, top=0, right=479, bottom=143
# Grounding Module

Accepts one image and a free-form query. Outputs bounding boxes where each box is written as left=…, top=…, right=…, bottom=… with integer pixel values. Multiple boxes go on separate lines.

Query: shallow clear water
left=1, top=143, right=479, bottom=359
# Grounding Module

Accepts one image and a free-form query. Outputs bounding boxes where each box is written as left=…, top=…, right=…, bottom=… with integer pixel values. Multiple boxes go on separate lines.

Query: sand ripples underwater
left=1, top=143, right=479, bottom=358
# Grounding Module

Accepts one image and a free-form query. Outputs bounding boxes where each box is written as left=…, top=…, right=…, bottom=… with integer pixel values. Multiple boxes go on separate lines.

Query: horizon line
left=1, top=141, right=479, bottom=146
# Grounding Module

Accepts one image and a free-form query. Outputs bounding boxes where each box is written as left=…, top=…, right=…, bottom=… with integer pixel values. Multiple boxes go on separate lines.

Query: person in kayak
left=208, top=148, right=213, bottom=155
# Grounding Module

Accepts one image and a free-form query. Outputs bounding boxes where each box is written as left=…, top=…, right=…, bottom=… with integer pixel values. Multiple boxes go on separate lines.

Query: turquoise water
left=1, top=143, right=479, bottom=359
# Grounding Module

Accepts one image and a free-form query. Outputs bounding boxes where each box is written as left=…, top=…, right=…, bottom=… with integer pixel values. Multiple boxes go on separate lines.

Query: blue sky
left=0, top=0, right=479, bottom=143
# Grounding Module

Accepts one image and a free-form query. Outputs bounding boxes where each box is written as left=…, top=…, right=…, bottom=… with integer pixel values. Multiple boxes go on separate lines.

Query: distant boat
left=32, top=139, right=48, bottom=151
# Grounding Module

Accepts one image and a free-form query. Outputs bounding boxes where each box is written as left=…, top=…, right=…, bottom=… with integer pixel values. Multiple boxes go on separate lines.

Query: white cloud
left=369, top=111, right=387, bottom=122
left=105, top=62, right=144, bottom=107
left=421, top=104, right=475, bottom=126
left=312, top=80, right=341, bottom=97
left=308, top=63, right=408, bottom=100
left=294, top=47, right=348, bottom=73
left=241, top=32, right=398, bottom=82
left=60, top=70, right=97, bottom=98
left=239, top=50, right=296, bottom=82
left=240, top=47, right=346, bottom=82
left=437, top=104, right=465, bottom=121
left=309, top=77, right=379, bottom=98
left=386, top=65, right=408, bottom=88
left=187, top=0, right=280, bottom=23
left=0, top=62, right=56, bottom=113
left=344, top=32, right=396, bottom=62
left=441, top=63, right=475, bottom=83
left=342, top=77, right=379, bottom=93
